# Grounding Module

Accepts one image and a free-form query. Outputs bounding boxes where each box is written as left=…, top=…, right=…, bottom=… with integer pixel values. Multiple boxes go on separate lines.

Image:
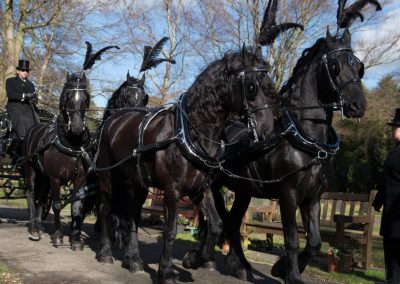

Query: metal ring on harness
left=317, top=149, right=328, bottom=160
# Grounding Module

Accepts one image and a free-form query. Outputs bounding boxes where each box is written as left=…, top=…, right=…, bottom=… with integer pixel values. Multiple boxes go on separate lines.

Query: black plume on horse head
left=139, top=37, right=176, bottom=73
left=83, top=41, right=120, bottom=71
left=257, top=0, right=304, bottom=46
left=337, top=0, right=382, bottom=29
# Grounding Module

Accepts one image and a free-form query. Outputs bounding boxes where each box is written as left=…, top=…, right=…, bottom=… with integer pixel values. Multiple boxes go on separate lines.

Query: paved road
left=0, top=205, right=329, bottom=284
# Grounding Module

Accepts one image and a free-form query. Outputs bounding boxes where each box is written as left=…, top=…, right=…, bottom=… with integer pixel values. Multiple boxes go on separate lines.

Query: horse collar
left=52, top=120, right=91, bottom=159
left=175, top=93, right=221, bottom=170
left=282, top=110, right=340, bottom=158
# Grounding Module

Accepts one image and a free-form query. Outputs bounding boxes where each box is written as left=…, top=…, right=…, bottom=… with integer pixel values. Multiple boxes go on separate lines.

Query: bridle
left=320, top=47, right=364, bottom=112
left=237, top=66, right=269, bottom=143
left=61, top=87, right=89, bottom=132
left=121, top=83, right=147, bottom=105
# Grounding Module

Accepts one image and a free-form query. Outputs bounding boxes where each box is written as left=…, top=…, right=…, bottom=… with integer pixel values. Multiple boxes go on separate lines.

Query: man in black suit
left=6, top=59, right=38, bottom=138
left=373, top=108, right=400, bottom=284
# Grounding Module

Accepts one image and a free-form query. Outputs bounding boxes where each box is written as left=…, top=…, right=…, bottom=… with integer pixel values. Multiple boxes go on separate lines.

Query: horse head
left=320, top=28, right=366, bottom=118
left=224, top=45, right=274, bottom=118
left=229, top=45, right=275, bottom=140
left=122, top=72, right=148, bottom=107
left=59, top=72, right=90, bottom=136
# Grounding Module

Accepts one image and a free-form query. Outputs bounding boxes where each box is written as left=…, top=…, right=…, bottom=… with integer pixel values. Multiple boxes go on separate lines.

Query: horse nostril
left=352, top=101, right=360, bottom=111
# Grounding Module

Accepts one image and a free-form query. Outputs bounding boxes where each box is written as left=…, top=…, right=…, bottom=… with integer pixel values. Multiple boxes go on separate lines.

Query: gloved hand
left=22, top=92, right=36, bottom=101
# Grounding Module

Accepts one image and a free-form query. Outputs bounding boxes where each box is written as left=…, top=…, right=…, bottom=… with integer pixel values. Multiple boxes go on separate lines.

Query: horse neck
left=103, top=87, right=124, bottom=121
left=286, top=53, right=332, bottom=142
left=184, top=89, right=228, bottom=157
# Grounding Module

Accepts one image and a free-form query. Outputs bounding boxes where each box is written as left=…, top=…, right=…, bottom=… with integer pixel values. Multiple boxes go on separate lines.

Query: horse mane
left=102, top=81, right=128, bottom=121
left=185, top=50, right=245, bottom=125
left=279, top=38, right=327, bottom=96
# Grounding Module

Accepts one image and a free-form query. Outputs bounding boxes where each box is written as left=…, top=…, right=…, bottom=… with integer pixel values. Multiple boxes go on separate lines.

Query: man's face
left=18, top=69, right=29, bottom=80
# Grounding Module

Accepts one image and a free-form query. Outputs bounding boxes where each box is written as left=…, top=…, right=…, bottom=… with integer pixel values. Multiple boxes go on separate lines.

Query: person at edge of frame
left=373, top=108, right=400, bottom=284
left=5, top=59, right=39, bottom=158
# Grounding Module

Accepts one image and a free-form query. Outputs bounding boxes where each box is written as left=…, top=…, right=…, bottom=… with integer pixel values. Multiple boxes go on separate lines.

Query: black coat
left=373, top=143, right=400, bottom=237
left=5, top=76, right=37, bottom=138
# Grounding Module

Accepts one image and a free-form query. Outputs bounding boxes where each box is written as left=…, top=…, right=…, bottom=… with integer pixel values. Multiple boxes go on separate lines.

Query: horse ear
left=127, top=71, right=130, bottom=80
left=326, top=26, right=334, bottom=47
left=67, top=72, right=70, bottom=80
left=343, top=28, right=351, bottom=45
left=140, top=73, right=146, bottom=84
left=255, top=46, right=263, bottom=60
left=241, top=42, right=248, bottom=63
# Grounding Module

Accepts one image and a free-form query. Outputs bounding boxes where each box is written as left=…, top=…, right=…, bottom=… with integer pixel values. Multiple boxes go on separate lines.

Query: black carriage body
left=0, top=108, right=54, bottom=199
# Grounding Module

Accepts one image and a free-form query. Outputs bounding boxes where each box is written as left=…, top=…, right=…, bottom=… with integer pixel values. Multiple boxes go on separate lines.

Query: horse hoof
left=122, top=261, right=144, bottom=273
left=182, top=249, right=201, bottom=269
left=28, top=231, right=40, bottom=241
left=157, top=271, right=177, bottom=284
left=51, top=236, right=63, bottom=247
left=98, top=255, right=114, bottom=264
left=201, top=261, right=216, bottom=271
left=225, top=253, right=253, bottom=281
left=71, top=241, right=84, bottom=251
left=271, top=257, right=286, bottom=279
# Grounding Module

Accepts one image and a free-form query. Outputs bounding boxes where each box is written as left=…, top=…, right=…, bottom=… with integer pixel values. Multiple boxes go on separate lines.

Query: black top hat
left=387, top=108, right=400, bottom=127
left=16, top=59, right=30, bottom=71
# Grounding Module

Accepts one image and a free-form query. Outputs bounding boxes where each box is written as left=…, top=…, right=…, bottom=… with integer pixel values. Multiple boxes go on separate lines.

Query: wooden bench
left=243, top=190, right=377, bottom=269
left=141, top=188, right=197, bottom=222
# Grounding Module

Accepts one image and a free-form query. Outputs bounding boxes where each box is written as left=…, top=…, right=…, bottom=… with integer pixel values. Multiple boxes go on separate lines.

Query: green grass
left=246, top=231, right=385, bottom=283
left=0, top=261, right=22, bottom=283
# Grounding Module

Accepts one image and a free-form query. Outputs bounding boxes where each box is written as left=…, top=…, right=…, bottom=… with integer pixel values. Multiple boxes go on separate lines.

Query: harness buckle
left=317, top=149, right=328, bottom=160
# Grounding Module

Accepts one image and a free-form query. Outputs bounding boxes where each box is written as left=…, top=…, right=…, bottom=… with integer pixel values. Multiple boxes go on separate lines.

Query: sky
left=83, top=0, right=400, bottom=108
left=355, top=1, right=400, bottom=89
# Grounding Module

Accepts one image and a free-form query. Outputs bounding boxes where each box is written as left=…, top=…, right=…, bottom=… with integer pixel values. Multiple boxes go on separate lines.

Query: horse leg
left=25, top=164, right=40, bottom=240
left=36, top=175, right=50, bottom=239
left=224, top=192, right=254, bottom=280
left=70, top=172, right=89, bottom=251
left=97, top=170, right=114, bottom=263
left=271, top=190, right=304, bottom=284
left=182, top=186, right=223, bottom=271
left=70, top=198, right=84, bottom=251
left=157, top=193, right=179, bottom=284
left=298, top=197, right=321, bottom=273
left=122, top=187, right=147, bottom=273
left=50, top=178, right=63, bottom=246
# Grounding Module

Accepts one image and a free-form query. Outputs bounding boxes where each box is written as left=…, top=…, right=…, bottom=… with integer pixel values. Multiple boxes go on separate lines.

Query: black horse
left=22, top=43, right=118, bottom=249
left=203, top=1, right=381, bottom=282
left=95, top=45, right=273, bottom=283
left=23, top=72, right=92, bottom=248
left=102, top=72, right=148, bottom=122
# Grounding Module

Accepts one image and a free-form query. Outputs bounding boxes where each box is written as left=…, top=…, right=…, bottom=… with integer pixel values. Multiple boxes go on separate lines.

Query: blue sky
left=84, top=0, right=400, bottom=107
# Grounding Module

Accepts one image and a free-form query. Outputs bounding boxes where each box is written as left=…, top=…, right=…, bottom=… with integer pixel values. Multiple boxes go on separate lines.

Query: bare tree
left=0, top=0, right=63, bottom=105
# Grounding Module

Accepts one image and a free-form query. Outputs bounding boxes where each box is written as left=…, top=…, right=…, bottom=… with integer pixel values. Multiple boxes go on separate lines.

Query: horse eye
left=247, top=82, right=257, bottom=94
left=348, top=54, right=355, bottom=67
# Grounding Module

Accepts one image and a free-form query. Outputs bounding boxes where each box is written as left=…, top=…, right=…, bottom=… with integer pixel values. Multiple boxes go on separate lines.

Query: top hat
left=16, top=60, right=30, bottom=71
left=387, top=108, right=400, bottom=127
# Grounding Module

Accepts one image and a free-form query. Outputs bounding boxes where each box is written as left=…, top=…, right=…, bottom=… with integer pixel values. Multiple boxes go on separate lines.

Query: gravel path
left=0, top=205, right=330, bottom=284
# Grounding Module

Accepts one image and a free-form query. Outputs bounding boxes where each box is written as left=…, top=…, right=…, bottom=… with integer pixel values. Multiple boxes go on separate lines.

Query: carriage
left=0, top=106, right=54, bottom=200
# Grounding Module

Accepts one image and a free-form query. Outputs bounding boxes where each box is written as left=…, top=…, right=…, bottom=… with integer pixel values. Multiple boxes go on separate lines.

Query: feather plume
left=339, top=0, right=382, bottom=28
left=258, top=0, right=303, bottom=46
left=139, top=37, right=176, bottom=73
left=337, top=0, right=347, bottom=27
left=83, top=42, right=120, bottom=71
